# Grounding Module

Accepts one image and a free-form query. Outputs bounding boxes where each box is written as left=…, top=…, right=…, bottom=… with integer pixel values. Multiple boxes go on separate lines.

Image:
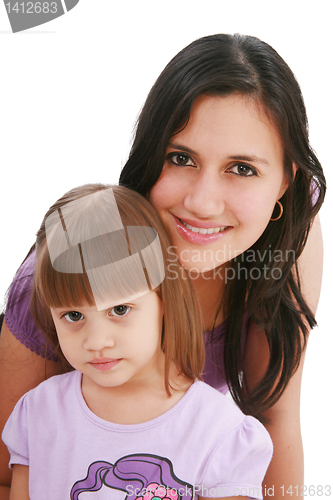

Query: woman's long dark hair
left=119, top=34, right=326, bottom=421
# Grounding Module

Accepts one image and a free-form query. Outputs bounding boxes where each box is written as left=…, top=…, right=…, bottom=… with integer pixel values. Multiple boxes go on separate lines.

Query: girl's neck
left=81, top=365, right=193, bottom=425
left=191, top=267, right=226, bottom=331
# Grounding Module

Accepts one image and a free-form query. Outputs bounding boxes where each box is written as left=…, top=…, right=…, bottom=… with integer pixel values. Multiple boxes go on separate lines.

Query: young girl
left=2, top=184, right=272, bottom=500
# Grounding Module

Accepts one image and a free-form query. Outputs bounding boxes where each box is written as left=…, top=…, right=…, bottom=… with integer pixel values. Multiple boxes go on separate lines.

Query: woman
left=0, top=34, right=325, bottom=498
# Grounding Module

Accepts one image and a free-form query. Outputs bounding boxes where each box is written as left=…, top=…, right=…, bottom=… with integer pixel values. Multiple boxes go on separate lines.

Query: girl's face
left=149, top=94, right=289, bottom=273
left=50, top=291, right=164, bottom=390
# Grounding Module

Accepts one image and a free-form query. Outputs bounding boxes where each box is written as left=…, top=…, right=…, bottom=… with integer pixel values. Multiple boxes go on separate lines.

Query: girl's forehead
left=50, top=290, right=161, bottom=313
left=45, top=190, right=165, bottom=311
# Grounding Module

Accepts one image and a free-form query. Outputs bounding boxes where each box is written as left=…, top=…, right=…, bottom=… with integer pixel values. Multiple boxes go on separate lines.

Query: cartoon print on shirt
left=70, top=454, right=194, bottom=500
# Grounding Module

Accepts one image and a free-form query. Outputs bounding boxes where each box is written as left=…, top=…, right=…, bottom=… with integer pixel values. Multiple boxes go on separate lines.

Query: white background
left=0, top=0, right=332, bottom=492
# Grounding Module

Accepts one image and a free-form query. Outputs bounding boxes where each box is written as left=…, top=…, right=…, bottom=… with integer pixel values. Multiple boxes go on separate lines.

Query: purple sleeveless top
left=4, top=251, right=250, bottom=395
left=4, top=252, right=58, bottom=361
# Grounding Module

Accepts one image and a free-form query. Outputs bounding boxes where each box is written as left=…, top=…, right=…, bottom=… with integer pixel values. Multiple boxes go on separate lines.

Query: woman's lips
left=171, top=215, right=230, bottom=245
left=89, top=358, right=122, bottom=372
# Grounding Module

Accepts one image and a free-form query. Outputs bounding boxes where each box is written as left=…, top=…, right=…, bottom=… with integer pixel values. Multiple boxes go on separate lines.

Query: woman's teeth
left=180, top=220, right=227, bottom=234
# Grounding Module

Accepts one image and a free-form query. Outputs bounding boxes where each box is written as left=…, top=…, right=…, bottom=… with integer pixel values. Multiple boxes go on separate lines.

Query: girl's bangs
left=35, top=225, right=164, bottom=310
left=35, top=246, right=96, bottom=309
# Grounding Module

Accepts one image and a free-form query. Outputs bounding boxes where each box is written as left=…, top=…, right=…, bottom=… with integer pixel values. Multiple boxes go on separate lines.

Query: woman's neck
left=191, top=267, right=226, bottom=331
left=81, top=365, right=193, bottom=425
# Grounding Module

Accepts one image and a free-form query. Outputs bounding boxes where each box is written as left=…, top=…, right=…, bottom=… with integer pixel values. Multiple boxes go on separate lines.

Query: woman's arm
left=9, top=465, right=29, bottom=500
left=244, top=323, right=306, bottom=497
left=0, top=320, right=60, bottom=496
left=243, top=215, right=323, bottom=498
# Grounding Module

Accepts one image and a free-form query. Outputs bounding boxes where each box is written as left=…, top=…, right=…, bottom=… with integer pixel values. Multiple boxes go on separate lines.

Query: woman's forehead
left=171, top=94, right=284, bottom=166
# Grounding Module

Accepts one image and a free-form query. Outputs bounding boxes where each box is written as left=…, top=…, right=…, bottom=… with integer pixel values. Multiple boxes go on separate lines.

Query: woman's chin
left=179, top=259, right=226, bottom=277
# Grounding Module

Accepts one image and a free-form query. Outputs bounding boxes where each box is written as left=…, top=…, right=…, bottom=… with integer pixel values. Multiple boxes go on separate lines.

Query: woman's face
left=149, top=94, right=288, bottom=273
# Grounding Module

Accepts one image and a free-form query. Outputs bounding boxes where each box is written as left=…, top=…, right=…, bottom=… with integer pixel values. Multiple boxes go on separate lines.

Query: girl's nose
left=183, top=170, right=225, bottom=218
left=83, top=323, right=116, bottom=352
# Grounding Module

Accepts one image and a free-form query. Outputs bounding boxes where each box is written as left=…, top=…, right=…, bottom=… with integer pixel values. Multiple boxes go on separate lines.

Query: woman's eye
left=63, top=311, right=84, bottom=323
left=167, top=153, right=196, bottom=167
left=109, top=305, right=131, bottom=317
left=228, top=163, right=257, bottom=177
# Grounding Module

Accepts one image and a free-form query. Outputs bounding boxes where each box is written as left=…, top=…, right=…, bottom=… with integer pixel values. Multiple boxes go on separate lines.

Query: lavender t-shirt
left=5, top=251, right=243, bottom=394
left=2, top=371, right=272, bottom=500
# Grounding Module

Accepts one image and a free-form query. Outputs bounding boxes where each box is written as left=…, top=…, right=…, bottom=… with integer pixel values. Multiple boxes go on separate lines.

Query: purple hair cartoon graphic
left=70, top=454, right=193, bottom=500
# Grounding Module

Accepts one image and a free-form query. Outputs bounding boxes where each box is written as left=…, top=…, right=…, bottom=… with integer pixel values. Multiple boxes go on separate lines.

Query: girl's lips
left=89, top=358, right=122, bottom=372
left=171, top=214, right=231, bottom=246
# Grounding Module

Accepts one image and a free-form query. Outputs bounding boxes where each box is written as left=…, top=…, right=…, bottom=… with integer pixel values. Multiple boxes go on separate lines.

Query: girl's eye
left=63, top=311, right=84, bottom=323
left=167, top=152, right=196, bottom=167
left=109, top=305, right=131, bottom=317
left=228, top=163, right=257, bottom=177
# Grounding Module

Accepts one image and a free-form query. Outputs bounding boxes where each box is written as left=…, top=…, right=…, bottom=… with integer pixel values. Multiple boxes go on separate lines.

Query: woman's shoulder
left=9, top=249, right=36, bottom=282
left=4, top=250, right=59, bottom=361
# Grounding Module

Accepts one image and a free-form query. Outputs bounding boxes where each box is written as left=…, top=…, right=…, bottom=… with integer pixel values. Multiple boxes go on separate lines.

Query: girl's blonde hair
left=31, top=184, right=204, bottom=394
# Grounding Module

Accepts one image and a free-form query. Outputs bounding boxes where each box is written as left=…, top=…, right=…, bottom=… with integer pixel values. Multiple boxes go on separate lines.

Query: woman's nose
left=183, top=170, right=225, bottom=218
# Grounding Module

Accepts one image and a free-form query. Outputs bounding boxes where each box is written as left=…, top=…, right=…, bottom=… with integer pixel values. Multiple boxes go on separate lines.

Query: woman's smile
left=172, top=214, right=231, bottom=245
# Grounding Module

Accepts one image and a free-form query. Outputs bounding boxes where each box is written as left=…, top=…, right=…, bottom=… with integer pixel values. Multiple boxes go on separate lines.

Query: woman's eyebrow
left=167, top=143, right=197, bottom=156
left=229, top=155, right=269, bottom=166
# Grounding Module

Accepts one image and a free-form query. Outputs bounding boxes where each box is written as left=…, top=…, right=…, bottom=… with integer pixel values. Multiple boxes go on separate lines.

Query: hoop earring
left=270, top=200, right=283, bottom=221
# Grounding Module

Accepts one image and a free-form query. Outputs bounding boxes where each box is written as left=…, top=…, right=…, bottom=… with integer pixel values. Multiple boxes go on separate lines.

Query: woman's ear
left=278, top=175, right=289, bottom=199
left=278, top=162, right=298, bottom=199
left=292, top=162, right=298, bottom=180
